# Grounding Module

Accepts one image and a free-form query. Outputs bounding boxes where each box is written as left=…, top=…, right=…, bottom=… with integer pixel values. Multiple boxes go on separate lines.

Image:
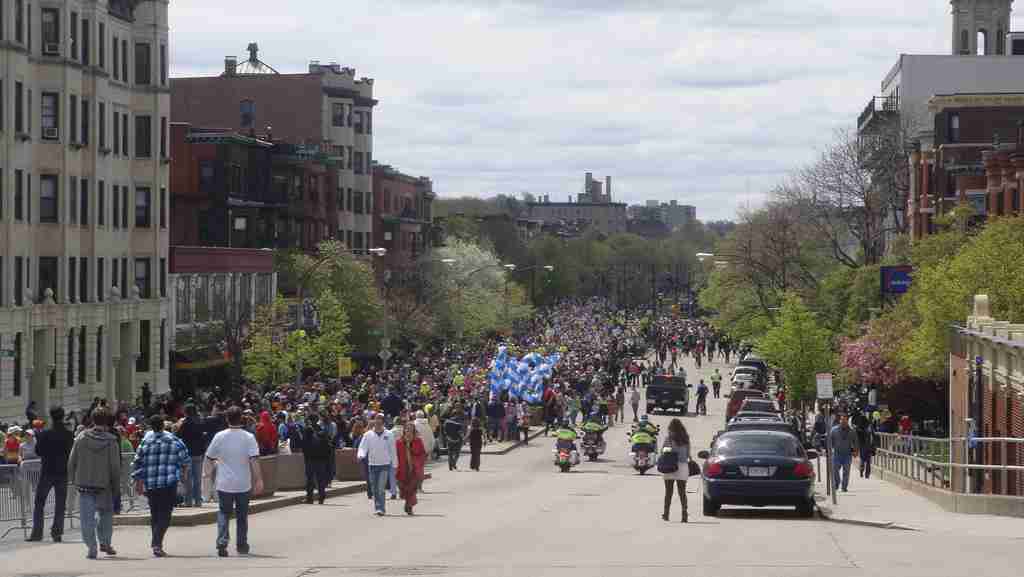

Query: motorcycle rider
left=630, top=415, right=658, bottom=455
left=580, top=411, right=608, bottom=455
left=553, top=419, right=580, bottom=464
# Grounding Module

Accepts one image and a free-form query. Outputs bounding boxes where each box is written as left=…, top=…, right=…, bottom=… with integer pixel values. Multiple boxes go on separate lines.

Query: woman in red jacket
left=255, top=411, right=279, bottom=455
left=396, top=422, right=427, bottom=515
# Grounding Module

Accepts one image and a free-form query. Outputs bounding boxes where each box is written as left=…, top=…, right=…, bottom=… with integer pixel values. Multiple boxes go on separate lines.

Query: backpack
left=656, top=448, right=680, bottom=474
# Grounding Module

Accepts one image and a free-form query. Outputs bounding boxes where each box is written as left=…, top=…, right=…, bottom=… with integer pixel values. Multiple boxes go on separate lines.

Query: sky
left=168, top=1, right=1024, bottom=222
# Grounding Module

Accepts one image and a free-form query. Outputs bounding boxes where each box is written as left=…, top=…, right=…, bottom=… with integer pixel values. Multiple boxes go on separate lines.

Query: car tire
left=796, top=500, right=814, bottom=518
left=703, top=497, right=720, bottom=517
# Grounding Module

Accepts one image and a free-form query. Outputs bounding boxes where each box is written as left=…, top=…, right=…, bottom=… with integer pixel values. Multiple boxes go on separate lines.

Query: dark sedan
left=698, top=430, right=817, bottom=517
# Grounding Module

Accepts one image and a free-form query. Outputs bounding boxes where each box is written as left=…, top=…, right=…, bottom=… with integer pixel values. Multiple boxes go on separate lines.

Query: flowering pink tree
left=840, top=313, right=911, bottom=387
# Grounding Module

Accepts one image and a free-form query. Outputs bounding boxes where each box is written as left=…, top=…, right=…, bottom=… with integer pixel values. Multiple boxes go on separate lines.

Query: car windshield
left=742, top=400, right=775, bottom=411
left=716, top=435, right=801, bottom=457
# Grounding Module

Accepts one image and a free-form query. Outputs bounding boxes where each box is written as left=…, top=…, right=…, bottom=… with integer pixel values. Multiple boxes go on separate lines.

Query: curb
left=114, top=482, right=370, bottom=527
left=459, top=427, right=548, bottom=456
left=814, top=496, right=918, bottom=531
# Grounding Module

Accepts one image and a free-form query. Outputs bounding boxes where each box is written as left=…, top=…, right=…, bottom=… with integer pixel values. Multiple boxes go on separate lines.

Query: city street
left=2, top=355, right=1020, bottom=577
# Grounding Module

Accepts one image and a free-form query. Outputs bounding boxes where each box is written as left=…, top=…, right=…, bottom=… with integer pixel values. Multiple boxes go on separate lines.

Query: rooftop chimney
left=585, top=172, right=593, bottom=194
left=605, top=176, right=611, bottom=201
left=224, top=56, right=237, bottom=76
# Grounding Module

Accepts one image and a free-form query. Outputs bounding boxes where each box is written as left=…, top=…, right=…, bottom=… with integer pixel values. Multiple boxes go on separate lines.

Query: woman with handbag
left=658, top=418, right=691, bottom=523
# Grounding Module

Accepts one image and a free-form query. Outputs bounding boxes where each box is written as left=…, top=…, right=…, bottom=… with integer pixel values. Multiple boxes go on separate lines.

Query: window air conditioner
left=44, top=43, right=61, bottom=55
left=43, top=127, right=59, bottom=139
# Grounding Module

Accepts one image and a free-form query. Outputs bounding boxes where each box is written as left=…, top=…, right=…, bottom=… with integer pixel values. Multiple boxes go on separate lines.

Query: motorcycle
left=552, top=439, right=580, bottom=473
left=628, top=427, right=658, bottom=475
left=630, top=445, right=655, bottom=474
left=581, top=431, right=606, bottom=462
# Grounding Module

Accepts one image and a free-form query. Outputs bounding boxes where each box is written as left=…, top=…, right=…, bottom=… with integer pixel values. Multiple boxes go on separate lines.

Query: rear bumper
left=703, top=478, right=814, bottom=505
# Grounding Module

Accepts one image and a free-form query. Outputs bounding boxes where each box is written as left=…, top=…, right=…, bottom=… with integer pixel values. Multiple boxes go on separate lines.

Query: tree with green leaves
left=243, top=296, right=303, bottom=388
left=305, top=290, right=352, bottom=378
left=758, top=293, right=835, bottom=404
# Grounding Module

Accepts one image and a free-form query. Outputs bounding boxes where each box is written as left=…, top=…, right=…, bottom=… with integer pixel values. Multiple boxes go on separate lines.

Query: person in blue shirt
left=131, top=415, right=190, bottom=557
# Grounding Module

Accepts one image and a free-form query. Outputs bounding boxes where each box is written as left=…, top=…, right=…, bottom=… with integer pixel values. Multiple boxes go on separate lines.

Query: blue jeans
left=78, top=491, right=113, bottom=555
left=189, top=457, right=204, bottom=506
left=368, top=465, right=390, bottom=514
left=387, top=464, right=398, bottom=498
left=216, top=491, right=250, bottom=550
left=833, top=452, right=852, bottom=491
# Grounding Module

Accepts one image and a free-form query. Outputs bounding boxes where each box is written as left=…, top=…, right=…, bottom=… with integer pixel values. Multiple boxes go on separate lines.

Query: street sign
left=378, top=349, right=392, bottom=362
left=337, top=357, right=353, bottom=377
left=816, top=373, right=833, bottom=400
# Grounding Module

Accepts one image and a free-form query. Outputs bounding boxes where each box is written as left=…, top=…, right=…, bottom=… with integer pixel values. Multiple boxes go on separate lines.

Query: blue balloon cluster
left=488, top=346, right=561, bottom=404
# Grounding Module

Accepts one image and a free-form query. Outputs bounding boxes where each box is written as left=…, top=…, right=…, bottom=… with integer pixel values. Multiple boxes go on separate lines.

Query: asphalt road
left=3, top=354, right=1021, bottom=577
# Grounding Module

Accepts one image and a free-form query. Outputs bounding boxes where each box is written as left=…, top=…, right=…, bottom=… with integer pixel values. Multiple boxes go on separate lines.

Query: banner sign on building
left=880, top=265, right=914, bottom=295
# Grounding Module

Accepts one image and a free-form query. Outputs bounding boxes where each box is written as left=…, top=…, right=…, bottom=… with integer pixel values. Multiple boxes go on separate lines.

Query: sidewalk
left=462, top=426, right=546, bottom=455
left=814, top=469, right=1024, bottom=537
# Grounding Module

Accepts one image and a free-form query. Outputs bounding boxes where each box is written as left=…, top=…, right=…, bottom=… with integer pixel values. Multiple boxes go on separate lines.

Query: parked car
left=698, top=430, right=818, bottom=517
left=725, top=389, right=767, bottom=424
left=739, top=398, right=779, bottom=414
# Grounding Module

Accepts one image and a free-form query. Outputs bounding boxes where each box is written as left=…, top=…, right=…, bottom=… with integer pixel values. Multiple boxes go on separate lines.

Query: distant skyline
left=169, top=1, right=1024, bottom=221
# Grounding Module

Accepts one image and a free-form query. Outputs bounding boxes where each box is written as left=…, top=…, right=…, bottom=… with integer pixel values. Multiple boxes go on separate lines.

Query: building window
left=69, top=257, right=77, bottom=302
left=160, top=187, right=166, bottom=228
left=200, top=161, right=216, bottom=192
left=98, top=102, right=106, bottom=148
left=41, top=92, right=59, bottom=140
left=14, top=256, right=23, bottom=306
left=78, top=327, right=86, bottom=384
left=69, top=95, right=77, bottom=143
left=82, top=19, right=90, bottom=65
left=98, top=22, right=105, bottom=68
left=160, top=44, right=167, bottom=86
left=112, top=259, right=118, bottom=295
left=96, top=257, right=104, bottom=302
left=332, top=103, right=345, bottom=127
left=39, top=175, right=58, bottom=223
left=14, top=169, right=23, bottom=221
left=70, top=12, right=79, bottom=60
left=41, top=8, right=59, bottom=54
left=15, top=0, right=23, bottom=44
left=80, top=258, right=88, bottom=303
left=949, top=113, right=961, bottom=143
left=122, top=186, right=128, bottom=228
left=112, top=35, right=119, bottom=80
left=112, top=108, right=119, bottom=154
left=81, top=99, right=89, bottom=145
left=135, top=115, right=151, bottom=157
left=137, top=319, right=150, bottom=372
left=112, top=184, right=120, bottom=227
left=14, top=332, right=21, bottom=396
left=38, top=256, right=58, bottom=302
left=240, top=99, right=254, bottom=129
left=135, top=258, right=150, bottom=299
left=122, top=113, right=128, bottom=156
left=354, top=151, right=363, bottom=174
left=121, top=39, right=128, bottom=83
left=96, top=326, right=103, bottom=382
left=135, top=43, right=153, bottom=84
left=15, top=81, right=23, bottom=133
left=160, top=117, right=167, bottom=157
left=80, top=178, right=89, bottom=225
left=98, top=181, right=105, bottom=225
left=69, top=176, right=77, bottom=224
left=176, top=276, right=191, bottom=324
left=160, top=257, right=167, bottom=297
left=159, top=319, right=166, bottom=369
left=354, top=110, right=363, bottom=134
left=135, top=186, right=151, bottom=227
left=353, top=190, right=363, bottom=214
left=66, top=330, right=74, bottom=387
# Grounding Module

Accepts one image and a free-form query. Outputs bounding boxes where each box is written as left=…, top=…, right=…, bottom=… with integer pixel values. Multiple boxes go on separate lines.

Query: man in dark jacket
left=443, top=414, right=465, bottom=471
left=177, top=405, right=207, bottom=507
left=302, top=419, right=334, bottom=504
left=27, top=406, right=74, bottom=542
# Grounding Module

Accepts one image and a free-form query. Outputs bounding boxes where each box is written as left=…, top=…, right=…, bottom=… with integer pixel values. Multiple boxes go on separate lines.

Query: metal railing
left=875, top=433, right=1024, bottom=496
left=0, top=451, right=142, bottom=540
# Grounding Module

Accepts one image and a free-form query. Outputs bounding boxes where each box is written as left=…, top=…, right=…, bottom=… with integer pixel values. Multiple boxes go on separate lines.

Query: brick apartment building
left=909, top=93, right=1024, bottom=239
left=372, top=163, right=434, bottom=278
left=171, top=44, right=377, bottom=252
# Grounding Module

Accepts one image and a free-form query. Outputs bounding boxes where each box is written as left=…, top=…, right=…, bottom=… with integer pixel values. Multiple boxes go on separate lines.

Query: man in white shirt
left=357, top=414, right=396, bottom=516
left=205, top=406, right=263, bottom=557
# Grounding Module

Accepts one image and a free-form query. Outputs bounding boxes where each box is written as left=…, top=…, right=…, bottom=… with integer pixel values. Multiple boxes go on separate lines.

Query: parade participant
left=68, top=407, right=121, bottom=560
left=27, top=407, right=74, bottom=543
left=695, top=380, right=709, bottom=416
left=469, top=417, right=484, bottom=471
left=205, top=406, right=264, bottom=556
left=396, top=423, right=426, bottom=515
left=302, top=418, right=334, bottom=505
left=131, top=414, right=191, bottom=557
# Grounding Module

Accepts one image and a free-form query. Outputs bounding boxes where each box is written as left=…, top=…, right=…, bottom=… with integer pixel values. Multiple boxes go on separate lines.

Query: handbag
left=656, top=449, right=680, bottom=474
left=687, top=459, right=701, bottom=477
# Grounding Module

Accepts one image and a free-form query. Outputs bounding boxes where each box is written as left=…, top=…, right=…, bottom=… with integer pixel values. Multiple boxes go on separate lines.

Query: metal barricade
left=0, top=460, right=78, bottom=540
left=119, top=451, right=140, bottom=513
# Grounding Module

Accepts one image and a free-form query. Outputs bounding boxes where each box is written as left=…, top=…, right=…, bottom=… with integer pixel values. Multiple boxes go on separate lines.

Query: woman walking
left=468, top=418, right=484, bottom=471
left=661, top=418, right=691, bottom=523
left=395, top=423, right=426, bottom=515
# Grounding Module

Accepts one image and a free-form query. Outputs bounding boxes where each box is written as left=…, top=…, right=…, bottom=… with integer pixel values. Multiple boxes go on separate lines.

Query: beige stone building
left=0, top=0, right=171, bottom=422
